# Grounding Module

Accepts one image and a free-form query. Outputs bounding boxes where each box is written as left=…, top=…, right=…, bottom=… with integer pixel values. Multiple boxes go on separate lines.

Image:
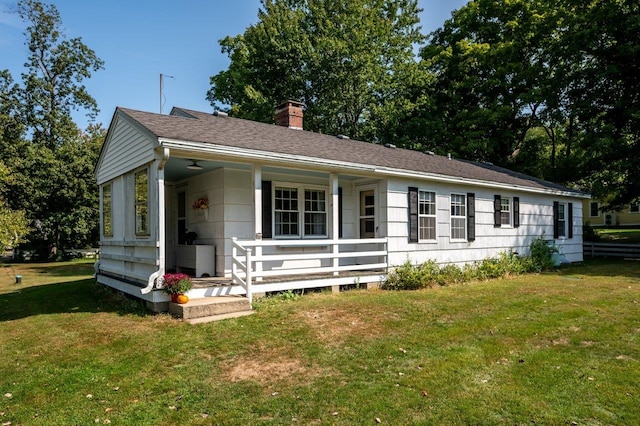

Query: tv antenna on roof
left=160, top=73, right=174, bottom=114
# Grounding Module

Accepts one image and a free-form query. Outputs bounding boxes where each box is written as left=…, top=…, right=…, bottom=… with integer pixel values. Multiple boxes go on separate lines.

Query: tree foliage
left=0, top=162, right=29, bottom=250
left=0, top=0, right=104, bottom=258
left=419, top=0, right=639, bottom=208
left=207, top=0, right=425, bottom=141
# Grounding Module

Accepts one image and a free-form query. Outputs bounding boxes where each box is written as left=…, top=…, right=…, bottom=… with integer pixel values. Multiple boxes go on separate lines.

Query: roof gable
left=95, top=108, right=159, bottom=184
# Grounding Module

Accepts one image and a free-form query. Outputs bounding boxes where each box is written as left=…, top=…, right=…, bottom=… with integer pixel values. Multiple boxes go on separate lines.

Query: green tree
left=0, top=162, right=29, bottom=250
left=1, top=0, right=104, bottom=258
left=419, top=0, right=639, bottom=207
left=207, top=0, right=425, bottom=141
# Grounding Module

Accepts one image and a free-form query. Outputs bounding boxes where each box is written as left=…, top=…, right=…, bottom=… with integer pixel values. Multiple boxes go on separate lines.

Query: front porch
left=185, top=237, right=388, bottom=302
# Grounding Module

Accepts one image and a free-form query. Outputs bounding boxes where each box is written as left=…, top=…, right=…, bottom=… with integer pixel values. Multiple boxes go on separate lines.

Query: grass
left=1, top=259, right=639, bottom=425
left=594, top=228, right=640, bottom=243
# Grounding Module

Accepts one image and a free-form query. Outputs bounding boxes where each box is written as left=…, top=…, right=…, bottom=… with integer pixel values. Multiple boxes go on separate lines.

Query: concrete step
left=169, top=295, right=252, bottom=322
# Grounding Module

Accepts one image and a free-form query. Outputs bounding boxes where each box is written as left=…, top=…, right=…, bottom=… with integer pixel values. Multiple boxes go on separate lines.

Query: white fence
left=231, top=238, right=388, bottom=302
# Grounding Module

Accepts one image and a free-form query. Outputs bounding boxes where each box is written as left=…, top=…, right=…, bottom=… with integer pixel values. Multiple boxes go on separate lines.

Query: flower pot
left=170, top=294, right=179, bottom=303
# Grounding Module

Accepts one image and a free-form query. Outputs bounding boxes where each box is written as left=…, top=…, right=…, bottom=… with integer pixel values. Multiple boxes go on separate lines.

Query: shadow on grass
left=0, top=278, right=148, bottom=322
left=557, top=258, right=640, bottom=279
left=21, top=262, right=96, bottom=277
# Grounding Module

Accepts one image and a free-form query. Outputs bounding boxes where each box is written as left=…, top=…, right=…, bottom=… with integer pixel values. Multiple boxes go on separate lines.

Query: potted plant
left=161, top=273, right=193, bottom=303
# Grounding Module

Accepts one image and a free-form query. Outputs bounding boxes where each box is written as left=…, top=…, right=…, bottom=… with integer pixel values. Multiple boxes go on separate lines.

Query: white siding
left=99, top=163, right=160, bottom=285
left=385, top=178, right=584, bottom=267
left=96, top=114, right=157, bottom=184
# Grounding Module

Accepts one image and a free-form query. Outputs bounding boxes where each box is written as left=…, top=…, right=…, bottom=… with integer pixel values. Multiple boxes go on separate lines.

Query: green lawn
left=1, top=259, right=639, bottom=425
left=595, top=228, right=640, bottom=243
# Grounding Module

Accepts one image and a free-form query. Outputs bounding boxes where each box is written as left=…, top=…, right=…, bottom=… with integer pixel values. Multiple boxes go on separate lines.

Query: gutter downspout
left=142, top=147, right=170, bottom=294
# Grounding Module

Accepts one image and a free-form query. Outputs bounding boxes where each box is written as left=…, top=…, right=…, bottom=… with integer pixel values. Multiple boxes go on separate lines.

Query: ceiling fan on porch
left=187, top=160, right=203, bottom=170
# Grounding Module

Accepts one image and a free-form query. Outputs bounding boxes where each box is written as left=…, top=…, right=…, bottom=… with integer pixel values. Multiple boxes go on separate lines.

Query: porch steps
left=169, top=296, right=253, bottom=324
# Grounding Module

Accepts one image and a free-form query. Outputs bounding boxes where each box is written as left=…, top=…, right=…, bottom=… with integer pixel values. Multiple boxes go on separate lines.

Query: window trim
left=358, top=186, right=377, bottom=239
left=102, top=182, right=113, bottom=237
left=450, top=193, right=467, bottom=242
left=272, top=182, right=328, bottom=239
left=134, top=168, right=150, bottom=236
left=418, top=189, right=437, bottom=242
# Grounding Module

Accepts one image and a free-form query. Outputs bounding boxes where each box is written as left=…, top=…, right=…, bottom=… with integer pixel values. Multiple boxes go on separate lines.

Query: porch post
left=330, top=173, right=339, bottom=276
left=252, top=164, right=263, bottom=281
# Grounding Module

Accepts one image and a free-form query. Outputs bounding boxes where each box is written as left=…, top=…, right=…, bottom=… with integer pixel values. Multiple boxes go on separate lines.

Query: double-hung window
left=274, top=185, right=327, bottom=238
left=589, top=202, right=600, bottom=217
left=500, top=197, right=512, bottom=226
left=630, top=203, right=639, bottom=214
left=274, top=186, right=299, bottom=237
left=450, top=193, right=466, bottom=240
left=304, top=189, right=327, bottom=236
left=557, top=202, right=567, bottom=238
left=134, top=169, right=149, bottom=236
left=418, top=190, right=436, bottom=241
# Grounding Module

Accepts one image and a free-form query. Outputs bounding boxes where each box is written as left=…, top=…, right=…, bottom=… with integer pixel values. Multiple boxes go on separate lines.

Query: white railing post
left=232, top=237, right=237, bottom=283
left=332, top=240, right=339, bottom=276
left=245, top=248, right=253, bottom=303
left=330, top=173, right=339, bottom=276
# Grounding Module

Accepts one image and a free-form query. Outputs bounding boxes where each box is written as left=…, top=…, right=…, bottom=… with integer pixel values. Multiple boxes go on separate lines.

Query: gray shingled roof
left=117, top=106, right=584, bottom=195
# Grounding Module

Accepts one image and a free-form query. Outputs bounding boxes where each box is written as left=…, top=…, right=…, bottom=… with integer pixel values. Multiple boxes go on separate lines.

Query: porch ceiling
left=163, top=157, right=361, bottom=182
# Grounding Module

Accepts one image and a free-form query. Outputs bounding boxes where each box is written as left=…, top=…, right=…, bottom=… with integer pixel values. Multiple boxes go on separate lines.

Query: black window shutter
left=513, top=197, right=520, bottom=228
left=408, top=187, right=418, bottom=243
left=494, top=195, right=502, bottom=227
left=467, top=193, right=476, bottom=242
left=338, top=187, right=343, bottom=239
left=262, top=180, right=272, bottom=239
left=568, top=202, right=573, bottom=238
left=553, top=201, right=559, bottom=239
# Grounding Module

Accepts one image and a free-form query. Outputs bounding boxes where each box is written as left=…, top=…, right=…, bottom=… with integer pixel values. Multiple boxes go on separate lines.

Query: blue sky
left=0, top=0, right=467, bottom=129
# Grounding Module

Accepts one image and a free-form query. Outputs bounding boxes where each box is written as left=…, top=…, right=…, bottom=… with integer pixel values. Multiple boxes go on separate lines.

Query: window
left=630, top=203, right=639, bottom=214
left=450, top=194, right=466, bottom=240
left=304, top=189, right=326, bottom=236
left=102, top=183, right=112, bottom=237
left=500, top=197, right=511, bottom=226
left=494, top=195, right=520, bottom=228
left=274, top=185, right=328, bottom=238
left=554, top=201, right=573, bottom=239
left=557, top=202, right=567, bottom=238
left=360, top=190, right=376, bottom=238
left=418, top=190, right=436, bottom=241
left=589, top=202, right=600, bottom=217
left=135, top=169, right=149, bottom=235
left=275, top=186, right=299, bottom=237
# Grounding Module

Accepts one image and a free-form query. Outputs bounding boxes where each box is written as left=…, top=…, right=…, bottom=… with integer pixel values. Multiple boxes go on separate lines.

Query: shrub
left=582, top=222, right=599, bottom=242
left=528, top=235, right=558, bottom=272
left=382, top=243, right=550, bottom=291
left=382, top=259, right=438, bottom=290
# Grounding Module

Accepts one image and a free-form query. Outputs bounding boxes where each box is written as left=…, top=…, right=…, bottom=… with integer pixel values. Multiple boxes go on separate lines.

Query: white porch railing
left=231, top=237, right=388, bottom=303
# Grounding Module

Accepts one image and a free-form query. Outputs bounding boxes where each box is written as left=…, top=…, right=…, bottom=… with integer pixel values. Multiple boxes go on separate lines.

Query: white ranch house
left=95, top=101, right=588, bottom=312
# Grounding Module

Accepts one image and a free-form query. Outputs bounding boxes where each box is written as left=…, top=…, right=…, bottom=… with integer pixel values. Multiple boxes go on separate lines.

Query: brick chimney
left=274, top=100, right=303, bottom=130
